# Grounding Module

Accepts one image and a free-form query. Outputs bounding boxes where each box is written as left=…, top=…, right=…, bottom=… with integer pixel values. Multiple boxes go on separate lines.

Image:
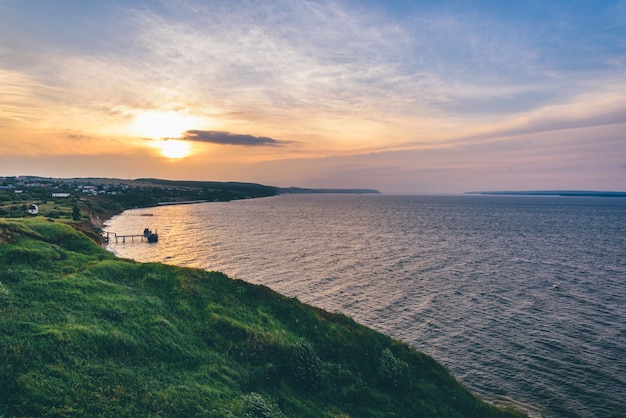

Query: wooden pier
left=105, top=228, right=158, bottom=243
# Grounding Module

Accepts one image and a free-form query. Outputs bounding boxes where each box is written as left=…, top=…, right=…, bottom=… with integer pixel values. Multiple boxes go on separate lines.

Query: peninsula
left=466, top=190, right=626, bottom=198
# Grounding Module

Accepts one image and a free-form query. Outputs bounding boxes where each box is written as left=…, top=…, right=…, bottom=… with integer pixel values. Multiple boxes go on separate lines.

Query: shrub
left=243, top=392, right=285, bottom=418
left=291, top=338, right=322, bottom=390
left=378, top=348, right=409, bottom=389
left=0, top=282, right=10, bottom=309
left=3, top=247, right=45, bottom=265
left=72, top=206, right=81, bottom=221
left=0, top=267, right=27, bottom=283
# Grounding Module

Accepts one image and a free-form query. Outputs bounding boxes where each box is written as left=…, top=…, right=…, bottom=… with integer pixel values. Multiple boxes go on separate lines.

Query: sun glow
left=127, top=110, right=208, bottom=159
left=152, top=139, right=193, bottom=159
left=129, top=111, right=203, bottom=139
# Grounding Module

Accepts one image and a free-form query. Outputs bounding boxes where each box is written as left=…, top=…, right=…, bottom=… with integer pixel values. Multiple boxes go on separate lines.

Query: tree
left=72, top=206, right=81, bottom=221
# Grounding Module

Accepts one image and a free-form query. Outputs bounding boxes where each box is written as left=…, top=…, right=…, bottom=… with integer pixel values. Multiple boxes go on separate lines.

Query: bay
left=104, top=194, right=626, bottom=417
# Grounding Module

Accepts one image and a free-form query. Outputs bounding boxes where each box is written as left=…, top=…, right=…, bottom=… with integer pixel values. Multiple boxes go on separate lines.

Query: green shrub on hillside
left=292, top=338, right=323, bottom=391
left=0, top=282, right=9, bottom=308
left=244, top=392, right=286, bottom=418
left=379, top=347, right=410, bottom=389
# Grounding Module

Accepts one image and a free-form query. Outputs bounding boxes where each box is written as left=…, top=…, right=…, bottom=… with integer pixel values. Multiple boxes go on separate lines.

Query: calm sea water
left=104, top=194, right=626, bottom=417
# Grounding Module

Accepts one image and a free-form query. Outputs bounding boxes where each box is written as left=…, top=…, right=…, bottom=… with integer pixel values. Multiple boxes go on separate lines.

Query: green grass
left=0, top=219, right=526, bottom=417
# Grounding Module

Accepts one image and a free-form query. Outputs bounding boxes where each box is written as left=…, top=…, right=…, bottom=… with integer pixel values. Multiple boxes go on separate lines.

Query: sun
left=127, top=110, right=206, bottom=159
left=154, top=139, right=193, bottom=159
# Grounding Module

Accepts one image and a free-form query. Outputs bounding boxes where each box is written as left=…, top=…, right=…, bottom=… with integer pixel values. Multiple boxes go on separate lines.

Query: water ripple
left=105, top=195, right=626, bottom=418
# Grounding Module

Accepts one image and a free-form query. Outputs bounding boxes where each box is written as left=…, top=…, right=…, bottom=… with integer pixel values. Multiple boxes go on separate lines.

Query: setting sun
left=152, top=139, right=193, bottom=159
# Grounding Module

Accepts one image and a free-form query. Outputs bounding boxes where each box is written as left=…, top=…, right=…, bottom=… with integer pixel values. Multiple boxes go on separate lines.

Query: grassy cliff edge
left=0, top=219, right=525, bottom=417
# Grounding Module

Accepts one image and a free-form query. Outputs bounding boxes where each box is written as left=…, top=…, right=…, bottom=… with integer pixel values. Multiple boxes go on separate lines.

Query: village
left=0, top=176, right=280, bottom=220
left=0, top=176, right=134, bottom=219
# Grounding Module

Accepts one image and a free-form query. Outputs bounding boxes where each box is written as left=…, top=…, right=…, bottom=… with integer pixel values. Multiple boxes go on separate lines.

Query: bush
left=243, top=392, right=285, bottom=418
left=0, top=267, right=28, bottom=283
left=0, top=282, right=10, bottom=309
left=292, top=338, right=322, bottom=390
left=72, top=206, right=81, bottom=221
left=378, top=348, right=410, bottom=389
left=3, top=247, right=46, bottom=266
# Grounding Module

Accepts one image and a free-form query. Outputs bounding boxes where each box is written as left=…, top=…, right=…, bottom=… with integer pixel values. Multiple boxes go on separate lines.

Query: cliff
left=0, top=219, right=523, bottom=417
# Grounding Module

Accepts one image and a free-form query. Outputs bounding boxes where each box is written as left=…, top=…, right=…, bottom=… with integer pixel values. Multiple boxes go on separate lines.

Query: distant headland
left=1, top=176, right=379, bottom=197
left=466, top=190, right=626, bottom=198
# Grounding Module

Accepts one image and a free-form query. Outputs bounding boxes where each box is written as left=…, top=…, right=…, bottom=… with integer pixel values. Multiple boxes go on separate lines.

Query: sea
left=104, top=194, right=626, bottom=418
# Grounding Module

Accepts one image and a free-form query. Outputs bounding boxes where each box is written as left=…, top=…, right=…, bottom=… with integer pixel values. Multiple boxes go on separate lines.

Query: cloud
left=455, top=86, right=626, bottom=145
left=0, top=69, right=54, bottom=125
left=66, top=132, right=90, bottom=141
left=180, top=130, right=291, bottom=147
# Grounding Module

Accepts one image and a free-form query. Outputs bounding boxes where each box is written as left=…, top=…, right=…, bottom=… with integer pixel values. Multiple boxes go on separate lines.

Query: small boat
left=143, top=228, right=159, bottom=243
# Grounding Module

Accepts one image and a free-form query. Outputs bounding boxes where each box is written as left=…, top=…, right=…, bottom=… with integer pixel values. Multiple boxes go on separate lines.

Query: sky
left=1, top=0, right=626, bottom=193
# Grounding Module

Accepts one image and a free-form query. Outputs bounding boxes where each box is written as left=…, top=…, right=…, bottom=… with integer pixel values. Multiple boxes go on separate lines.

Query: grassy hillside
left=0, top=219, right=525, bottom=417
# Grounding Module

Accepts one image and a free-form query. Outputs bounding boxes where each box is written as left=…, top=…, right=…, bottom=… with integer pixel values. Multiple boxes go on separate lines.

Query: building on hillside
left=27, top=204, right=39, bottom=215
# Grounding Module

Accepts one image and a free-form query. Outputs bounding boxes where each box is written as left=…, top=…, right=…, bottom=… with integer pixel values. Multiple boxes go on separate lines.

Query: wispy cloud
left=180, top=130, right=292, bottom=147
left=0, top=69, right=56, bottom=126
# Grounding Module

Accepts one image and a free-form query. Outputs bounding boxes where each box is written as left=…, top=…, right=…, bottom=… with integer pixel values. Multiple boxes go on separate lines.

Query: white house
left=27, top=204, right=39, bottom=215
